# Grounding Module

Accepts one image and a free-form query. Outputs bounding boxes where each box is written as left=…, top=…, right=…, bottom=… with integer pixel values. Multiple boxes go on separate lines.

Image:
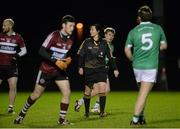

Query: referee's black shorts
left=84, top=67, right=107, bottom=88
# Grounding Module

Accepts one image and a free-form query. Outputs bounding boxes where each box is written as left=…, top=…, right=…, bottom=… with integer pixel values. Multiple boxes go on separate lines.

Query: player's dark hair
left=90, top=24, right=104, bottom=38
left=61, top=15, right=75, bottom=24
left=138, top=5, right=152, bottom=22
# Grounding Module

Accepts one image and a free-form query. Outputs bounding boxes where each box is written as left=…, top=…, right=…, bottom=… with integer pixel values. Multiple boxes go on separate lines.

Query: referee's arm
left=77, top=40, right=87, bottom=68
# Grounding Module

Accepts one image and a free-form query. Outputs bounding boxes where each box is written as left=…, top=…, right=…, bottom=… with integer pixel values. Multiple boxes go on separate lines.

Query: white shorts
left=133, top=69, right=157, bottom=83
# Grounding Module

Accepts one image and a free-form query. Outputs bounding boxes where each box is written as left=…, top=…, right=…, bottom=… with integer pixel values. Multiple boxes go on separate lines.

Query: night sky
left=0, top=0, right=179, bottom=91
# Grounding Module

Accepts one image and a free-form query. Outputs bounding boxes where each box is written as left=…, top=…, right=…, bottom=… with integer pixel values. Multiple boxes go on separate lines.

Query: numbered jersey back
left=126, top=22, right=166, bottom=69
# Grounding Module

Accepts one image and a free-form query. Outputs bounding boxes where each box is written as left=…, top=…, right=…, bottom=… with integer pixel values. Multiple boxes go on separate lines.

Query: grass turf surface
left=0, top=91, right=180, bottom=128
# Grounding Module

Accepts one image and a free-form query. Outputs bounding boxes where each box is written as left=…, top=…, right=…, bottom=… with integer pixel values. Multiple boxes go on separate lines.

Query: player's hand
left=12, top=54, right=20, bottom=61
left=114, top=70, right=119, bottom=78
left=55, top=60, right=67, bottom=70
left=12, top=56, right=17, bottom=61
left=112, top=56, right=116, bottom=59
left=64, top=57, right=72, bottom=65
left=79, top=68, right=84, bottom=75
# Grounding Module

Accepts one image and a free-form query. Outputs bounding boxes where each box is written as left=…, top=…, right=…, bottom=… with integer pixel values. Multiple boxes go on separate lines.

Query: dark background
left=0, top=0, right=179, bottom=91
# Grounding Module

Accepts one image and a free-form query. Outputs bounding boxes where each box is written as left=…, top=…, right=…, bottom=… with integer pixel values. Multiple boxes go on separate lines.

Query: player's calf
left=14, top=96, right=36, bottom=124
left=83, top=94, right=91, bottom=116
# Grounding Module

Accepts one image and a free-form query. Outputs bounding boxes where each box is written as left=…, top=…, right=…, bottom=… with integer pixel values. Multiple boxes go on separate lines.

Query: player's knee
left=9, top=81, right=17, bottom=87
left=84, top=86, right=92, bottom=95
left=31, top=91, right=41, bottom=100
left=99, top=92, right=106, bottom=97
left=84, top=94, right=91, bottom=99
left=84, top=90, right=91, bottom=96
left=9, top=85, right=17, bottom=91
left=62, top=89, right=71, bottom=97
left=67, top=89, right=71, bottom=95
left=31, top=94, right=39, bottom=100
left=99, top=87, right=106, bottom=94
left=106, top=88, right=110, bottom=93
left=91, top=90, right=98, bottom=97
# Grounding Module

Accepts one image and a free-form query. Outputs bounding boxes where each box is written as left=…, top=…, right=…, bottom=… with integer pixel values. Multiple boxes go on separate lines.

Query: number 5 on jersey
left=141, top=33, right=153, bottom=51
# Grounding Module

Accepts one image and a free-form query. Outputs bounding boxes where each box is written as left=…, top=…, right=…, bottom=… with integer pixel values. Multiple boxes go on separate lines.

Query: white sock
left=132, top=116, right=139, bottom=123
left=93, top=101, right=99, bottom=109
left=9, top=105, right=13, bottom=107
left=78, top=98, right=84, bottom=105
left=9, top=105, right=13, bottom=109
left=8, top=105, right=13, bottom=111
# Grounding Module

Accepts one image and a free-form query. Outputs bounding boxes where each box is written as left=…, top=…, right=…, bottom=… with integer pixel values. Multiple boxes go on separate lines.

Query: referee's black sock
left=99, top=96, right=106, bottom=114
left=83, top=96, right=90, bottom=115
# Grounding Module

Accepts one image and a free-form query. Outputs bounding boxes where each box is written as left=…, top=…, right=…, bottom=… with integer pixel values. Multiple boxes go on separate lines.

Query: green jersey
left=106, top=43, right=114, bottom=64
left=125, top=22, right=167, bottom=69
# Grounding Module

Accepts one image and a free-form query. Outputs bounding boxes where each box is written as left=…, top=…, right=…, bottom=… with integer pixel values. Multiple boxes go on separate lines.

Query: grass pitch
left=0, top=91, right=180, bottom=128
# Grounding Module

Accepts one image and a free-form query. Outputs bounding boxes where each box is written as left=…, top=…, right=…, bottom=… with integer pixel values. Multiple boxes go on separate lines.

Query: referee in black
left=77, top=24, right=119, bottom=117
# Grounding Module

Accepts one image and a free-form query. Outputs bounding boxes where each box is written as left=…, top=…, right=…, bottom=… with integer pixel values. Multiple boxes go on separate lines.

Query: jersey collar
left=140, top=22, right=151, bottom=25
left=59, top=31, right=70, bottom=40
left=12, top=32, right=16, bottom=35
left=5, top=31, right=16, bottom=36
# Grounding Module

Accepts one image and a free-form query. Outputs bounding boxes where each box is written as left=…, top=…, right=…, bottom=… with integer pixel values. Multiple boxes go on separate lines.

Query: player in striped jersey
left=14, top=15, right=75, bottom=125
left=0, top=18, right=27, bottom=114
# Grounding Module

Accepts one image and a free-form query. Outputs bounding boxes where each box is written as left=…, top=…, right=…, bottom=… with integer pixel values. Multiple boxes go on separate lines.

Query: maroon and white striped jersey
left=0, top=32, right=25, bottom=65
left=40, top=30, right=73, bottom=73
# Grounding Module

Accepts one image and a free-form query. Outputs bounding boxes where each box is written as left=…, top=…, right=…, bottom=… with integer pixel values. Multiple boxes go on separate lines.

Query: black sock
left=83, top=97, right=90, bottom=114
left=59, top=103, right=69, bottom=123
left=140, top=110, right=144, bottom=117
left=20, top=96, right=36, bottom=116
left=99, top=96, right=106, bottom=114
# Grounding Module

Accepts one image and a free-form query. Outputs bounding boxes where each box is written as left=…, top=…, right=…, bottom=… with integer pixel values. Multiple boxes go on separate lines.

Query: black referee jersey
left=78, top=37, right=117, bottom=70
